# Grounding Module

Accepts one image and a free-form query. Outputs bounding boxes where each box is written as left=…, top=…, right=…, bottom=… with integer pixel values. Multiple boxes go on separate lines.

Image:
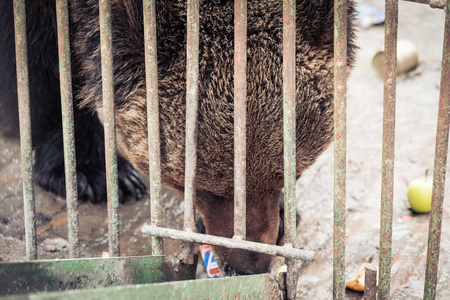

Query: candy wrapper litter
left=200, top=245, right=223, bottom=278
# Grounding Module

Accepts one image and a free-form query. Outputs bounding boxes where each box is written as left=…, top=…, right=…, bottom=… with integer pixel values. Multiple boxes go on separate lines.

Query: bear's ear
left=276, top=192, right=301, bottom=246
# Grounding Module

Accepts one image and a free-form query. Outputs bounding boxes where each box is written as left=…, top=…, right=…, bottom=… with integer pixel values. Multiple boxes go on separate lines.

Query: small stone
left=46, top=245, right=58, bottom=252
left=40, top=238, right=69, bottom=252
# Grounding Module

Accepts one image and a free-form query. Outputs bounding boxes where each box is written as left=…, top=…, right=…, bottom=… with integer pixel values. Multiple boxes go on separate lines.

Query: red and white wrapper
left=199, top=244, right=222, bottom=278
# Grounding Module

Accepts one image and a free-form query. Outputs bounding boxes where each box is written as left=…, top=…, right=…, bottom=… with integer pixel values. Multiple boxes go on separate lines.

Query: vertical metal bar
left=13, top=0, right=37, bottom=261
left=233, top=0, right=247, bottom=240
left=424, top=2, right=450, bottom=298
left=56, top=0, right=80, bottom=259
left=143, top=0, right=163, bottom=256
left=378, top=1, right=398, bottom=299
left=182, top=0, right=200, bottom=264
left=364, top=264, right=378, bottom=300
left=99, top=0, right=120, bottom=257
left=333, top=0, right=347, bottom=299
left=283, top=0, right=296, bottom=299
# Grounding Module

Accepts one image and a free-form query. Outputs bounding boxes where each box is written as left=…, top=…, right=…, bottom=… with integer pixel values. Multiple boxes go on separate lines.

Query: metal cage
left=2, top=0, right=449, bottom=299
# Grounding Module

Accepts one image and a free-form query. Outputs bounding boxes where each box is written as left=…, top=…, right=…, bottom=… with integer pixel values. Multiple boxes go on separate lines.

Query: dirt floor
left=1, top=0, right=449, bottom=299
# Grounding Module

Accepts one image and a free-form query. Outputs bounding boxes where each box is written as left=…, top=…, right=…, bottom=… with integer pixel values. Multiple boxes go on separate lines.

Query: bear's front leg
left=33, top=107, right=147, bottom=203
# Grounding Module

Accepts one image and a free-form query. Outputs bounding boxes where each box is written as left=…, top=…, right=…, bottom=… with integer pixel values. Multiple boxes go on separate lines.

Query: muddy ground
left=1, top=0, right=449, bottom=299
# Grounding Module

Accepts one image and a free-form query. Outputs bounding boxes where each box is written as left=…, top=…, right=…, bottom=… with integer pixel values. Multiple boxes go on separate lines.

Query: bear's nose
left=223, top=262, right=237, bottom=276
left=223, top=262, right=254, bottom=276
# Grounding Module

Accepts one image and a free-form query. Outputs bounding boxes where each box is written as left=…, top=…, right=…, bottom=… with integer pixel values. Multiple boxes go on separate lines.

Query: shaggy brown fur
left=0, top=0, right=356, bottom=275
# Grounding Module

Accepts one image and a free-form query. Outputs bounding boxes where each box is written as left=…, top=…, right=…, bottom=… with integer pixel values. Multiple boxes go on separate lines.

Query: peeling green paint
left=0, top=256, right=196, bottom=296
left=2, top=274, right=281, bottom=300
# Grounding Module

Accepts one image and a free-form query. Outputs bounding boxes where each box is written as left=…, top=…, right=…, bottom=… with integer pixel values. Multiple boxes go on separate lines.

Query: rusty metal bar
left=181, top=0, right=200, bottom=264
left=378, top=1, right=398, bottom=299
left=364, top=264, right=378, bottom=300
left=282, top=0, right=296, bottom=250
left=56, top=0, right=80, bottom=259
left=424, top=1, right=450, bottom=298
left=13, top=0, right=37, bottom=261
left=283, top=0, right=297, bottom=299
left=99, top=0, right=120, bottom=257
left=233, top=0, right=247, bottom=240
left=141, top=225, right=315, bottom=261
left=143, top=0, right=163, bottom=256
left=333, top=0, right=348, bottom=299
left=401, top=0, right=447, bottom=9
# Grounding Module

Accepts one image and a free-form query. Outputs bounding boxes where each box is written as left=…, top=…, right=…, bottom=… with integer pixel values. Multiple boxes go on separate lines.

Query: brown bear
left=0, top=0, right=356, bottom=275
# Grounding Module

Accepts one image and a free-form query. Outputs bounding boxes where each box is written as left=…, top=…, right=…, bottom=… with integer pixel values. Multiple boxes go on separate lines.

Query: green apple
left=407, top=171, right=433, bottom=213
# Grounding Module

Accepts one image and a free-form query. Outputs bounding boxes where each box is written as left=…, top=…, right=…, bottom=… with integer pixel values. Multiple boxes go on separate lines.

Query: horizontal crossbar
left=141, top=225, right=315, bottom=261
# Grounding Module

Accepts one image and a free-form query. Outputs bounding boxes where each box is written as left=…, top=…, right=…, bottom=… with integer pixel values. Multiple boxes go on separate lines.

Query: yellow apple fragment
left=346, top=263, right=370, bottom=292
left=407, top=170, right=433, bottom=214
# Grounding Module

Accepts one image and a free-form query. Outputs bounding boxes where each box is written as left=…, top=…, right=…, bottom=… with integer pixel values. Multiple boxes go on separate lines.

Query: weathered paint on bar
left=143, top=0, right=163, bottom=256
left=282, top=0, right=296, bottom=251
left=141, top=225, right=315, bottom=261
left=3, top=274, right=282, bottom=300
left=182, top=0, right=200, bottom=264
left=0, top=256, right=195, bottom=296
left=283, top=1, right=297, bottom=299
left=99, top=0, right=120, bottom=257
left=56, top=0, right=80, bottom=259
left=233, top=0, right=247, bottom=241
left=424, top=1, right=450, bottom=298
left=378, top=1, right=398, bottom=299
left=13, top=0, right=37, bottom=261
left=333, top=0, right=348, bottom=299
